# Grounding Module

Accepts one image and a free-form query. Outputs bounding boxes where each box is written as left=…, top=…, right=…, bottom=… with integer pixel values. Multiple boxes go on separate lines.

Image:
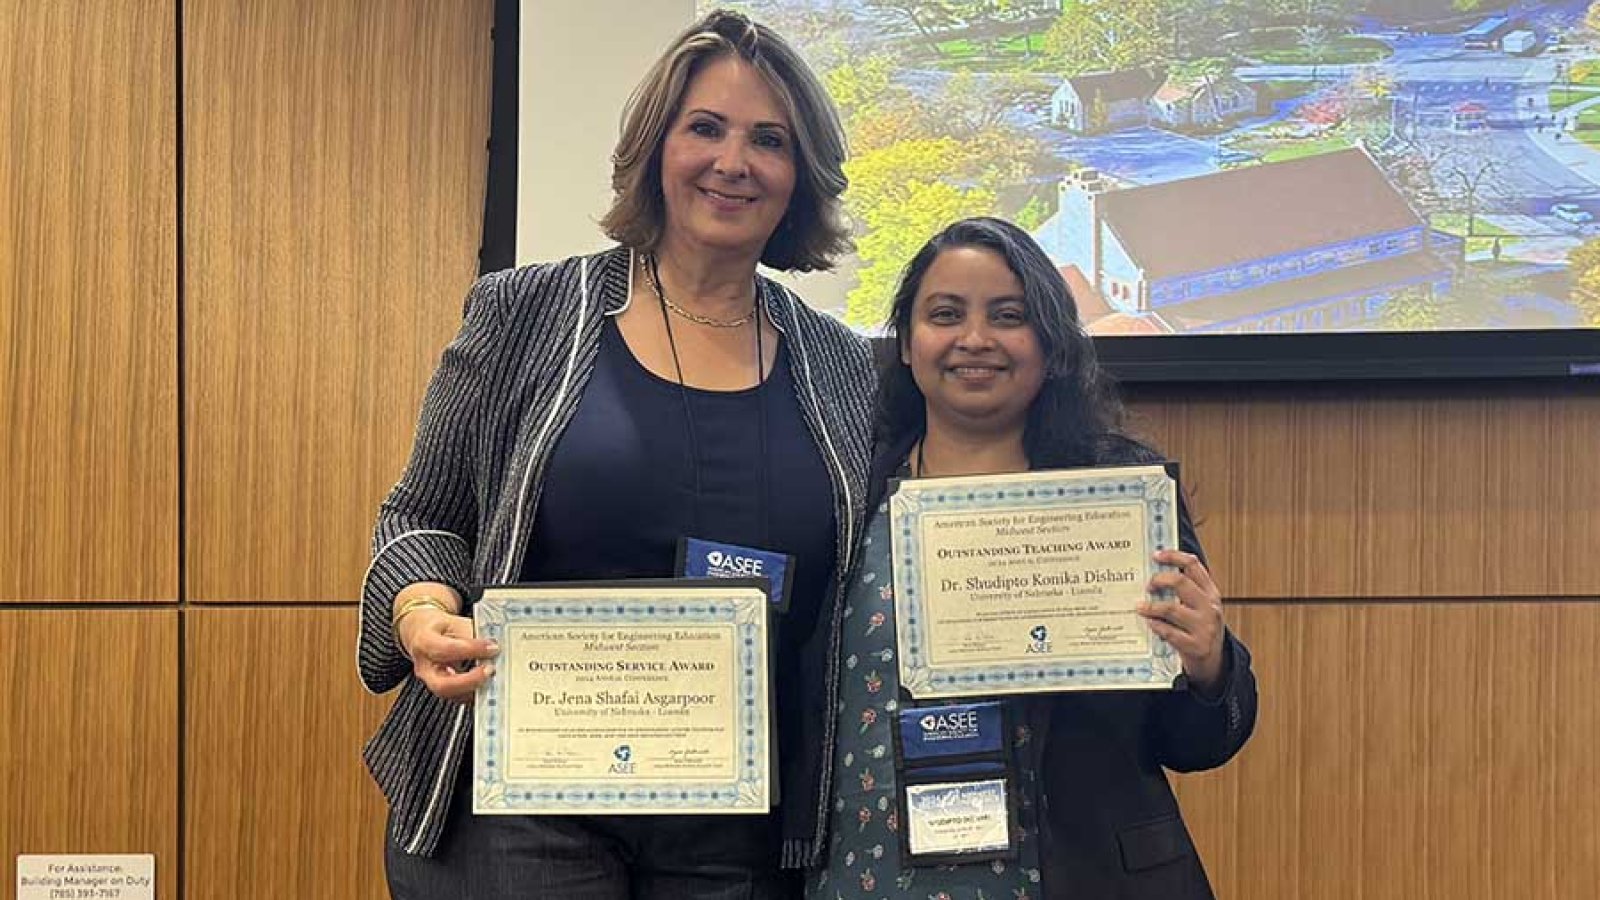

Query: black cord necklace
left=646, top=254, right=771, bottom=547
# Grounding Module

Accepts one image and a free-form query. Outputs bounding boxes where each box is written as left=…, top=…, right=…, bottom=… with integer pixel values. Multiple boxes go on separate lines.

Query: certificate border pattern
left=891, top=468, right=1182, bottom=697
left=473, top=591, right=768, bottom=813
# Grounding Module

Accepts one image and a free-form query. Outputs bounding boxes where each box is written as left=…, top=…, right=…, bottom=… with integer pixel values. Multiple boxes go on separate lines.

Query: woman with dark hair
left=359, top=10, right=874, bottom=898
left=810, top=218, right=1257, bottom=900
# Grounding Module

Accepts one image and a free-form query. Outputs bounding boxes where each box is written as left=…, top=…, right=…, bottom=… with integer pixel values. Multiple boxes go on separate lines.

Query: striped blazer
left=357, top=246, right=876, bottom=859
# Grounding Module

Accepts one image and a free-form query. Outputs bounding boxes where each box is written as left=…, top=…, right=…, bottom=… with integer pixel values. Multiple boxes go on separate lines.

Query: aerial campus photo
left=714, top=0, right=1600, bottom=334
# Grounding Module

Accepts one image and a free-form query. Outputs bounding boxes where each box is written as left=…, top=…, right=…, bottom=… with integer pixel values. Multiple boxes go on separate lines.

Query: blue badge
left=677, top=538, right=794, bottom=612
left=898, top=701, right=1005, bottom=762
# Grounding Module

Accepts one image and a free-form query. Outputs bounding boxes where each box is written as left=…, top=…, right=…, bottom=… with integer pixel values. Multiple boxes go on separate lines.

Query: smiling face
left=657, top=55, right=796, bottom=264
left=902, top=246, right=1048, bottom=437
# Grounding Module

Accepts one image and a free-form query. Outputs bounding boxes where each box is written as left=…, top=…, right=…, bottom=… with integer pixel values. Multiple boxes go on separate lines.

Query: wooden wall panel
left=1175, top=601, right=1600, bottom=900
left=1551, top=601, right=1600, bottom=897
left=0, top=1, right=178, bottom=601
left=183, top=0, right=494, bottom=602
left=185, top=606, right=393, bottom=899
left=0, top=610, right=178, bottom=898
left=1128, top=384, right=1600, bottom=600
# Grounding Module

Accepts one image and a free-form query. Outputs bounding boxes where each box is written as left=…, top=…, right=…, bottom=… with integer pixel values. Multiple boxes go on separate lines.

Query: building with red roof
left=1034, top=148, right=1458, bottom=333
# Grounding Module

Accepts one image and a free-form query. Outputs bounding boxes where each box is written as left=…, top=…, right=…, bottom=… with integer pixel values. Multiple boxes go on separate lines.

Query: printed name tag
left=678, top=538, right=794, bottom=612
left=904, top=778, right=1012, bottom=857
left=898, top=701, right=1005, bottom=762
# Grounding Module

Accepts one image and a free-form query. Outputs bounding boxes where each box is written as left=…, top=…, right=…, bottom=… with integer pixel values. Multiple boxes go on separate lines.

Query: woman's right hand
left=397, top=607, right=501, bottom=703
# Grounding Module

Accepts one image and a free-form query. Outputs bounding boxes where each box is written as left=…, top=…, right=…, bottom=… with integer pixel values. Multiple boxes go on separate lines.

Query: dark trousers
left=385, top=768, right=800, bottom=900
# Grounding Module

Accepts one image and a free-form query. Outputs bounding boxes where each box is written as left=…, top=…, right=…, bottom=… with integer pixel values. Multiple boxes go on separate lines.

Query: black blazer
left=1032, top=630, right=1254, bottom=899
left=1038, top=439, right=1255, bottom=898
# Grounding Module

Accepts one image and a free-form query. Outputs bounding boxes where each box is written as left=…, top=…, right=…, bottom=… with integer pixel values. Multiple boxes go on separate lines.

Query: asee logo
left=706, top=550, right=764, bottom=576
left=1027, top=624, right=1053, bottom=654
left=919, top=709, right=981, bottom=741
left=608, top=744, right=635, bottom=775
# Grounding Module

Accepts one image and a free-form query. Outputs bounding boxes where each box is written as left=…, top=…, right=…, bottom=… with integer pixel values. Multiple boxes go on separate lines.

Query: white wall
left=518, top=0, right=696, bottom=264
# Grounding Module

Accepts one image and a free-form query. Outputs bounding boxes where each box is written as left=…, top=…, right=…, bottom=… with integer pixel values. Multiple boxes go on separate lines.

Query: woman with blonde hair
left=360, top=11, right=874, bottom=898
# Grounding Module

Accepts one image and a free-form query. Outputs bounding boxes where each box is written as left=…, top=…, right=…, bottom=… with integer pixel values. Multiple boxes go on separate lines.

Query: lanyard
left=647, top=254, right=772, bottom=548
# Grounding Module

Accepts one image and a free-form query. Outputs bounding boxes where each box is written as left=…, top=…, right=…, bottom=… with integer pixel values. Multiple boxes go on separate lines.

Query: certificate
left=890, top=465, right=1182, bottom=697
left=472, top=580, right=770, bottom=815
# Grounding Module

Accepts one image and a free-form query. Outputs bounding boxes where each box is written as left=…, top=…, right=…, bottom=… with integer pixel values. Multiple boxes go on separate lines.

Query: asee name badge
left=904, top=779, right=1011, bottom=857
left=677, top=538, right=794, bottom=612
left=898, top=701, right=1006, bottom=763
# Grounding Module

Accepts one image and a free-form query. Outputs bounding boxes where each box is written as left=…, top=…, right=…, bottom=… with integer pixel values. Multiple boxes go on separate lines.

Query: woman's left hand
left=1138, top=550, right=1226, bottom=693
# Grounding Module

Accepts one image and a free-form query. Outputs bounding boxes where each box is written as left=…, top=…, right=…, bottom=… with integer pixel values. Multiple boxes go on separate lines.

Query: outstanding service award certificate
left=890, top=465, right=1182, bottom=698
left=472, top=581, right=770, bottom=815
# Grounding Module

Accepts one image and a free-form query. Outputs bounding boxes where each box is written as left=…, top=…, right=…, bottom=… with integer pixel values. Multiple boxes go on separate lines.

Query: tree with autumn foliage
left=864, top=0, right=964, bottom=54
left=852, top=180, right=997, bottom=325
left=822, top=45, right=1052, bottom=323
left=1377, top=285, right=1441, bottom=329
left=839, top=118, right=1047, bottom=323
left=842, top=138, right=998, bottom=324
left=1042, top=0, right=1172, bottom=75
left=1566, top=238, right=1600, bottom=325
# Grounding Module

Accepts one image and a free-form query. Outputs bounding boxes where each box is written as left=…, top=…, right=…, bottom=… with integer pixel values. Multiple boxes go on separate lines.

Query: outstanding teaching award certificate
left=472, top=581, right=770, bottom=815
left=890, top=465, right=1182, bottom=698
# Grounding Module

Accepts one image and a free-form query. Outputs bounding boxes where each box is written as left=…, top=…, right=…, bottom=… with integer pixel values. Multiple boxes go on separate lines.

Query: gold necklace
left=642, top=253, right=758, bottom=329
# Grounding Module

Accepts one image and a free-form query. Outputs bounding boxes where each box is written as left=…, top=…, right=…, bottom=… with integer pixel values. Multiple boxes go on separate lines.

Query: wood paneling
left=0, top=1, right=178, bottom=601
left=1176, top=600, right=1600, bottom=900
left=183, top=0, right=494, bottom=601
left=0, top=609, right=178, bottom=898
left=185, top=606, right=393, bottom=899
left=1129, top=384, right=1600, bottom=599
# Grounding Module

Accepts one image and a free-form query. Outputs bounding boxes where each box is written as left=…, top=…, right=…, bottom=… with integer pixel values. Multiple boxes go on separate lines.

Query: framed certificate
left=890, top=465, right=1182, bottom=698
left=472, top=580, right=771, bottom=815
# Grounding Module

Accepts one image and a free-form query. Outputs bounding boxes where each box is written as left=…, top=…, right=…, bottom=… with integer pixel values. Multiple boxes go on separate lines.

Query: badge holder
left=891, top=699, right=1021, bottom=867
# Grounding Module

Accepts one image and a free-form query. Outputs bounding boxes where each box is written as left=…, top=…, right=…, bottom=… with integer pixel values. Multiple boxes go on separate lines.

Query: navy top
left=521, top=317, right=838, bottom=765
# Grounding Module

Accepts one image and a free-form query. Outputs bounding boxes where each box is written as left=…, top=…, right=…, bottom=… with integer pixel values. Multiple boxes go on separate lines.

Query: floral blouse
left=808, top=502, right=1043, bottom=900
